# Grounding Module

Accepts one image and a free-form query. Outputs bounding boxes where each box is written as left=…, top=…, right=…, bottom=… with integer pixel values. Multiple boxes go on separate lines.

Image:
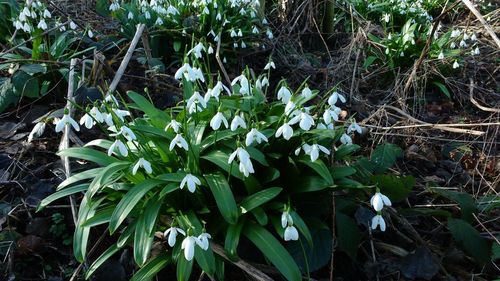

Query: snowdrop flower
left=245, top=128, right=268, bottom=146
left=108, top=139, right=128, bottom=156
left=370, top=192, right=392, bottom=211
left=43, top=9, right=51, bottom=18
left=237, top=29, right=243, bottom=37
left=284, top=101, right=296, bottom=116
left=371, top=215, right=386, bottom=231
left=37, top=19, right=47, bottom=30
left=164, top=227, right=185, bottom=247
left=180, top=173, right=201, bottom=193
left=205, top=81, right=228, bottom=102
left=69, top=21, right=77, bottom=30
left=450, top=42, right=456, bottom=49
left=187, top=42, right=206, bottom=59
left=340, top=133, right=352, bottom=145
left=174, top=63, right=193, bottom=80
left=275, top=122, right=293, bottom=140
left=347, top=122, right=362, bottom=134
left=181, top=236, right=197, bottom=261
left=165, top=120, right=181, bottom=133
left=252, top=26, right=259, bottom=34
left=155, top=17, right=164, bottom=25
left=382, top=13, right=390, bottom=23
left=277, top=86, right=292, bottom=104
left=438, top=52, right=444, bottom=60
left=55, top=114, right=80, bottom=133
left=170, top=134, right=189, bottom=151
left=196, top=232, right=211, bottom=250
left=109, top=1, right=120, bottom=11
left=303, top=143, right=330, bottom=162
left=187, top=92, right=207, bottom=114
left=284, top=226, right=299, bottom=241
left=473, top=47, right=480, bottom=55
left=328, top=91, right=346, bottom=105
left=281, top=211, right=293, bottom=228
left=230, top=114, right=247, bottom=131
left=79, top=113, right=94, bottom=129
left=128, top=12, right=134, bottom=19
left=323, top=107, right=341, bottom=124
left=216, top=12, right=222, bottom=20
left=89, top=106, right=104, bottom=123
left=266, top=29, right=273, bottom=39
left=231, top=74, right=250, bottom=95
left=110, top=126, right=136, bottom=141
left=261, top=77, right=269, bottom=88
left=459, top=40, right=467, bottom=48
left=28, top=122, right=46, bottom=142
left=452, top=61, right=459, bottom=69
left=451, top=29, right=460, bottom=38
left=470, top=33, right=477, bottom=41
left=264, top=61, right=275, bottom=70
left=88, top=30, right=94, bottom=38
left=228, top=147, right=254, bottom=177
left=289, top=112, right=315, bottom=131
left=210, top=112, right=229, bottom=130
left=207, top=45, right=214, bottom=54
left=230, top=29, right=237, bottom=37
left=132, top=158, right=153, bottom=175
left=241, top=41, right=247, bottom=48
left=144, top=11, right=151, bottom=19
left=317, top=122, right=333, bottom=130
left=301, top=87, right=312, bottom=99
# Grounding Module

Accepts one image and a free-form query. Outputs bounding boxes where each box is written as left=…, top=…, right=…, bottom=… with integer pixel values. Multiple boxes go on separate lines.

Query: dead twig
left=461, top=0, right=500, bottom=48
left=469, top=79, right=500, bottom=113
left=215, top=31, right=232, bottom=86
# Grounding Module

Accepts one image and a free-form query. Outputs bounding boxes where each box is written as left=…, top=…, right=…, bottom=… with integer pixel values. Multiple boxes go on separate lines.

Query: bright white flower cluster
left=13, top=0, right=51, bottom=33
left=369, top=191, right=392, bottom=231
left=163, top=226, right=211, bottom=261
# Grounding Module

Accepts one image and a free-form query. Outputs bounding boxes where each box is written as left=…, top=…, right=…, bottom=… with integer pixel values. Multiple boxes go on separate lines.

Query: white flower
left=264, top=61, right=275, bottom=70
left=266, top=29, right=273, bottom=39
left=452, top=61, right=459, bottom=69
left=169, top=134, right=189, bottom=151
left=55, top=114, right=80, bottom=133
left=155, top=17, right=164, bottom=25
left=470, top=33, right=477, bottom=41
left=196, top=233, right=211, bottom=250
left=450, top=42, right=456, bottom=49
left=207, top=45, right=214, bottom=54
left=347, top=122, right=362, bottom=134
left=284, top=101, right=296, bottom=116
left=132, top=158, right=153, bottom=175
left=340, top=133, right=352, bottom=145
left=108, top=139, right=128, bottom=156
left=210, top=112, right=229, bottom=130
left=301, top=87, right=312, bottom=99
left=230, top=114, right=247, bottom=131
left=144, top=11, right=151, bottom=19
left=180, top=173, right=201, bottom=193
left=382, top=13, right=390, bottom=23
left=275, top=122, right=293, bottom=140
left=371, top=215, right=386, bottom=231
left=165, top=120, right=181, bottom=133
left=79, top=113, right=94, bottom=129
left=109, top=1, right=120, bottom=11
left=245, top=128, right=268, bottom=146
left=303, top=143, right=330, bottom=162
left=89, top=106, right=104, bottom=123
left=69, top=21, right=77, bottom=30
left=289, top=112, right=315, bottom=131
left=43, top=9, right=51, bottom=18
left=231, top=74, right=250, bottom=95
left=370, top=192, right=392, bottom=211
left=328, top=91, right=346, bottom=106
left=110, top=126, right=136, bottom=141
left=451, top=29, right=460, bottom=38
left=22, top=22, right=31, bottom=33
left=281, top=211, right=293, bottom=228
left=228, top=147, right=254, bottom=177
left=206, top=81, right=229, bottom=101
left=252, top=26, right=259, bottom=34
left=187, top=42, right=206, bottom=59
left=164, top=227, right=185, bottom=247
left=175, top=63, right=191, bottom=80
left=473, top=47, right=480, bottom=55
left=230, top=29, right=237, bottom=37
left=28, top=122, right=46, bottom=142
left=128, top=12, right=134, bottom=20
left=323, top=107, right=341, bottom=124
left=88, top=30, right=94, bottom=38
left=37, top=19, right=47, bottom=30
left=277, top=86, right=292, bottom=104
left=438, top=52, right=444, bottom=60
left=181, top=236, right=197, bottom=261
left=459, top=40, right=467, bottom=48
left=284, top=226, right=299, bottom=241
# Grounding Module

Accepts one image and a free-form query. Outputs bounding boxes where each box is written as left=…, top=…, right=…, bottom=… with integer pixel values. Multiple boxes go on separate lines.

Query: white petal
left=132, top=160, right=141, bottom=175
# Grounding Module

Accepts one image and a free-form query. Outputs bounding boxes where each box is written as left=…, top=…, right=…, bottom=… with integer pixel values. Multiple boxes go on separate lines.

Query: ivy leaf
left=370, top=143, right=403, bottom=173
left=448, top=218, right=491, bottom=264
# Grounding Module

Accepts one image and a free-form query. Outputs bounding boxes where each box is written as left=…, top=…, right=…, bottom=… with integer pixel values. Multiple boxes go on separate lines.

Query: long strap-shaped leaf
left=204, top=173, right=239, bottom=224
left=244, top=222, right=302, bottom=281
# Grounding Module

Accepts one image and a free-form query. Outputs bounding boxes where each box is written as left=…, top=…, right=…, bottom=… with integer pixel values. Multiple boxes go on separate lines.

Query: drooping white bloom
left=79, top=113, right=94, bottom=129
left=323, top=106, right=342, bottom=124
left=43, top=9, right=51, bottom=18
left=451, top=29, right=460, bottom=38
left=284, top=226, right=299, bottom=241
left=438, top=52, right=444, bottom=60
left=164, top=227, right=186, bottom=247
left=196, top=232, right=211, bottom=250
left=165, top=120, right=181, bottom=133
left=230, top=114, right=247, bottom=131
left=340, top=133, right=352, bottom=145
left=328, top=91, right=346, bottom=106
left=181, top=236, right=197, bottom=261
left=108, top=139, right=128, bottom=156
left=371, top=215, right=386, bottom=231
left=277, top=86, right=292, bottom=104
left=169, top=134, right=189, bottom=151
left=89, top=106, right=104, bottom=123
left=109, top=1, right=120, bottom=11
left=69, top=21, right=77, bottom=30
left=180, top=173, right=201, bottom=193
left=470, top=33, right=477, bottom=41
left=245, top=128, right=268, bottom=146
left=187, top=91, right=207, bottom=114
left=459, top=40, right=467, bottom=48
left=110, top=126, right=136, bottom=141
left=301, top=87, right=312, bottom=99
left=450, top=42, right=456, bottom=49
left=128, top=11, right=134, bottom=19
left=37, top=19, right=47, bottom=30
left=88, top=30, right=94, bottom=38
left=187, top=42, right=206, bottom=59
left=452, top=61, right=459, bottom=69
left=347, top=122, right=362, bottom=134
left=266, top=29, right=273, bottom=39
left=28, top=122, right=46, bottom=142
left=264, top=61, right=275, bottom=70
left=55, top=114, right=80, bottom=133
left=228, top=147, right=254, bottom=177
left=473, top=47, right=480, bottom=55
left=155, top=17, right=164, bottom=25
left=210, top=112, right=229, bottom=130
left=382, top=13, right=390, bottom=23
left=252, top=26, right=259, bottom=34
left=132, top=158, right=153, bottom=175
left=281, top=211, right=293, bottom=228
left=275, top=122, right=293, bottom=140
left=370, top=192, right=392, bottom=211
left=302, top=143, right=330, bottom=162
left=289, top=112, right=315, bottom=131
left=231, top=74, right=250, bottom=95
left=207, top=45, right=214, bottom=54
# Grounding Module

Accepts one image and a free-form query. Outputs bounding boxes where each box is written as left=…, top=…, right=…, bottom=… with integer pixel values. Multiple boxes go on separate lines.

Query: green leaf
left=432, top=81, right=451, bottom=99
left=176, top=255, right=193, bottom=281
left=204, top=173, right=239, bottom=224
left=286, top=227, right=332, bottom=273
left=331, top=166, right=357, bottom=180
left=371, top=175, right=414, bottom=201
left=448, top=218, right=490, bottom=264
left=85, top=244, right=121, bottom=279
left=0, top=78, right=17, bottom=112
left=297, top=157, right=333, bottom=185
left=109, top=179, right=162, bottom=233
left=37, top=183, right=88, bottom=211
left=432, top=189, right=476, bottom=222
left=290, top=211, right=313, bottom=248
left=74, top=197, right=102, bottom=262
left=130, top=253, right=171, bottom=281
left=134, top=199, right=160, bottom=266
left=81, top=206, right=114, bottom=227
left=194, top=245, right=216, bottom=278
left=251, top=207, right=268, bottom=225
left=58, top=148, right=116, bottom=166
left=88, top=161, right=129, bottom=198
left=57, top=168, right=104, bottom=190
left=334, top=144, right=360, bottom=160
left=239, top=187, right=282, bottom=213
left=336, top=212, right=360, bottom=259
left=12, top=70, right=39, bottom=98
left=224, top=219, right=246, bottom=260
left=363, top=56, right=378, bottom=69
left=19, top=64, right=46, bottom=75
left=201, top=150, right=244, bottom=179
left=244, top=222, right=302, bottom=281
left=371, top=143, right=402, bottom=173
